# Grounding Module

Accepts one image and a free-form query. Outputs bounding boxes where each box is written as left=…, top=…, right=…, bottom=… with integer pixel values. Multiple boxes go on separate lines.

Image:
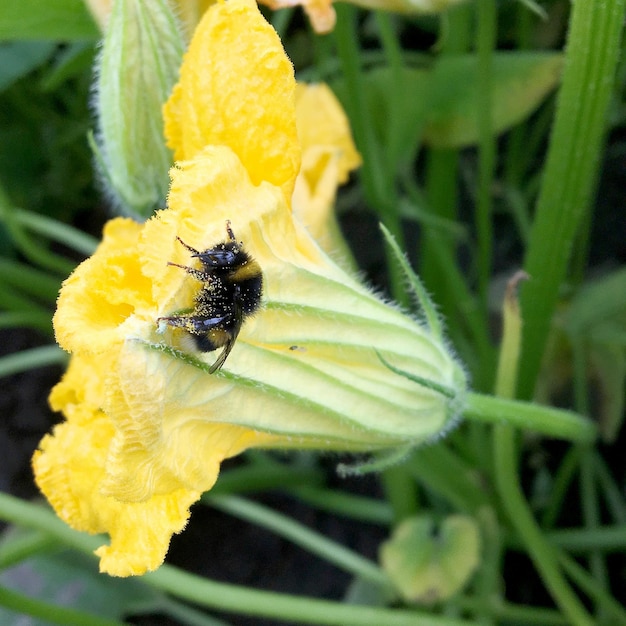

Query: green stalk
left=147, top=565, right=475, bottom=626
left=540, top=444, right=585, bottom=529
left=580, top=450, right=608, bottom=617
left=492, top=276, right=593, bottom=625
left=474, top=0, right=497, bottom=309
left=0, top=311, right=53, bottom=334
left=375, top=12, right=406, bottom=171
left=332, top=6, right=386, bottom=212
left=593, top=451, right=626, bottom=523
left=0, top=345, right=67, bottom=378
left=496, top=436, right=589, bottom=624
left=157, top=597, right=230, bottom=626
left=0, top=494, right=478, bottom=626
left=380, top=464, right=418, bottom=522
left=546, top=524, right=626, bottom=552
left=457, top=596, right=567, bottom=625
left=0, top=530, right=57, bottom=571
left=0, top=259, right=61, bottom=302
left=0, top=586, right=126, bottom=626
left=558, top=551, right=626, bottom=626
left=469, top=508, right=501, bottom=626
left=421, top=4, right=470, bottom=325
left=288, top=486, right=393, bottom=525
left=464, top=392, right=595, bottom=442
left=518, top=0, right=626, bottom=399
left=210, top=463, right=322, bottom=495
left=0, top=182, right=76, bottom=277
left=421, top=148, right=460, bottom=314
left=503, top=0, right=533, bottom=188
left=10, top=207, right=98, bottom=256
left=408, top=444, right=492, bottom=514
left=333, top=4, right=407, bottom=306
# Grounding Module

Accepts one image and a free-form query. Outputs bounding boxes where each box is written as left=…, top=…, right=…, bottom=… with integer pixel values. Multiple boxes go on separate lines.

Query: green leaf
left=0, top=0, right=98, bottom=41
left=339, top=52, right=562, bottom=163
left=40, top=42, right=95, bottom=92
left=362, top=65, right=430, bottom=169
left=566, top=268, right=626, bottom=442
left=0, top=545, right=158, bottom=625
left=423, top=52, right=563, bottom=148
left=564, top=267, right=626, bottom=337
left=534, top=270, right=626, bottom=443
left=0, top=42, right=56, bottom=91
left=379, top=514, right=480, bottom=604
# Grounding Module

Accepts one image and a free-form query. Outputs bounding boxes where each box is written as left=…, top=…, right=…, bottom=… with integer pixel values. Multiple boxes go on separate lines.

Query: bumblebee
left=157, top=221, right=263, bottom=373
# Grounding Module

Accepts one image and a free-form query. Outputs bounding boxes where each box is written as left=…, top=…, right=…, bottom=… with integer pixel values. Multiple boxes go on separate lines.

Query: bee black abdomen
left=239, top=272, right=263, bottom=315
left=193, top=326, right=231, bottom=352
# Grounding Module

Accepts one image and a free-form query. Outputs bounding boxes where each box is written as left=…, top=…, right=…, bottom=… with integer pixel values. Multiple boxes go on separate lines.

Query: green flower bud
left=93, top=0, right=184, bottom=217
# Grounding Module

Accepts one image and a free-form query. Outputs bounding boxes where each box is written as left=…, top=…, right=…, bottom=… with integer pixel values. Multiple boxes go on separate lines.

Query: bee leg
left=158, top=313, right=230, bottom=335
left=167, top=262, right=209, bottom=282
left=225, top=220, right=236, bottom=242
left=156, top=313, right=193, bottom=330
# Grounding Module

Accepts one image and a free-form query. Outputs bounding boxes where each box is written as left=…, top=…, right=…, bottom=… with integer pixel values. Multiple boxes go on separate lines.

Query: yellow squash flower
left=34, top=0, right=466, bottom=577
left=293, top=82, right=361, bottom=266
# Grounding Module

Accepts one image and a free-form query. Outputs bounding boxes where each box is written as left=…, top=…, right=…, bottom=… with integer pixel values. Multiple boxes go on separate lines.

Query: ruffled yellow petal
left=53, top=218, right=153, bottom=355
left=295, top=83, right=361, bottom=187
left=163, top=0, right=300, bottom=201
left=33, top=418, right=115, bottom=534
left=99, top=337, right=281, bottom=502
left=292, top=83, right=361, bottom=255
left=33, top=414, right=200, bottom=577
left=48, top=348, right=110, bottom=424
left=36, top=352, right=202, bottom=576
left=94, top=486, right=199, bottom=577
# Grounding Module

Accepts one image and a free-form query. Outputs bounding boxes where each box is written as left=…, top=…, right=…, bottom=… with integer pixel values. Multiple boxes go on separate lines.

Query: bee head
left=193, top=241, right=250, bottom=271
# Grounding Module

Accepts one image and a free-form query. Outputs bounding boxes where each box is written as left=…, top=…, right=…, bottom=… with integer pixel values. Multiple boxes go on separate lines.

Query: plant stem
left=558, top=551, right=626, bottom=626
left=0, top=345, right=67, bottom=378
left=210, top=462, right=323, bottom=495
left=545, top=524, right=626, bottom=552
left=464, top=392, right=595, bottom=442
left=0, top=181, right=76, bottom=276
left=0, top=493, right=479, bottom=626
left=593, top=451, right=626, bottom=523
left=541, top=444, right=585, bottom=529
left=333, top=4, right=407, bottom=306
left=0, top=530, right=57, bottom=571
left=11, top=207, right=98, bottom=256
left=492, top=278, right=593, bottom=626
left=474, top=0, right=497, bottom=310
left=0, top=586, right=126, bottom=626
left=518, top=0, right=626, bottom=399
left=408, top=444, right=491, bottom=514
left=288, top=486, right=393, bottom=525
left=580, top=450, right=609, bottom=618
